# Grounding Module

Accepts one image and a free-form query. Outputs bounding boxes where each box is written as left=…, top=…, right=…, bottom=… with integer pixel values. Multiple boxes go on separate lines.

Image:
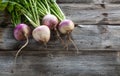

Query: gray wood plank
left=1, top=25, right=120, bottom=51
left=0, top=51, right=119, bottom=76
left=59, top=4, right=120, bottom=25
left=111, top=0, right=120, bottom=3
left=57, top=0, right=93, bottom=3
left=57, top=0, right=120, bottom=4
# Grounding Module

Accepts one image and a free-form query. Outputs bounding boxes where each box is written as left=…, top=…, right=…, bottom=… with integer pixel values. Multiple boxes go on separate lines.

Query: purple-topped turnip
left=42, top=14, right=58, bottom=30
left=14, top=23, right=31, bottom=61
left=14, top=23, right=31, bottom=40
left=58, top=19, right=74, bottom=34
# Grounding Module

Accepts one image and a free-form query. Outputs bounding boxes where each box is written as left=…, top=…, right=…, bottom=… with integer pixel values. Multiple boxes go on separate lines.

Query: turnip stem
left=44, top=0, right=50, bottom=13
left=15, top=34, right=29, bottom=62
left=7, top=1, right=40, bottom=27
left=51, top=8, right=63, bottom=21
left=54, top=2, right=65, bottom=19
left=48, top=0, right=66, bottom=21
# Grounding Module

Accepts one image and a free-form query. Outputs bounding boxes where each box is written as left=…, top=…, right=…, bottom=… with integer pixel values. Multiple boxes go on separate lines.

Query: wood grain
left=0, top=28, right=4, bottom=48
left=59, top=4, right=120, bottom=25
left=57, top=0, right=120, bottom=3
left=0, top=1, right=120, bottom=76
left=1, top=25, right=120, bottom=51
left=0, top=51, right=119, bottom=76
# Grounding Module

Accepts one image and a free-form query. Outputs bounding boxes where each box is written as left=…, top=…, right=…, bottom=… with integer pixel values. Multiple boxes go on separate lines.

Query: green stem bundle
left=48, top=0, right=66, bottom=21
left=6, top=0, right=40, bottom=27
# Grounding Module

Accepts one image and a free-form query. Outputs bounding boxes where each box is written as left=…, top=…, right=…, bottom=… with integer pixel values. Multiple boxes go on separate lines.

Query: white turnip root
left=32, top=25, right=50, bottom=47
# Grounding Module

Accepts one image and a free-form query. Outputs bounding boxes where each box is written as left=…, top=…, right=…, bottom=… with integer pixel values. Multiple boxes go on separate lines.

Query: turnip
left=37, top=0, right=59, bottom=29
left=42, top=14, right=58, bottom=30
left=37, top=0, right=57, bottom=28
left=12, top=24, right=31, bottom=73
left=14, top=23, right=31, bottom=40
left=58, top=19, right=79, bottom=53
left=32, top=25, right=50, bottom=46
left=58, top=19, right=74, bottom=34
left=5, top=1, right=33, bottom=61
left=14, top=23, right=31, bottom=61
left=32, top=25, right=52, bottom=57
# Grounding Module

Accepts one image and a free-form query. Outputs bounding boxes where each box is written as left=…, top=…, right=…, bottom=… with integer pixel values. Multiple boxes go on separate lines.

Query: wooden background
left=0, top=0, right=120, bottom=76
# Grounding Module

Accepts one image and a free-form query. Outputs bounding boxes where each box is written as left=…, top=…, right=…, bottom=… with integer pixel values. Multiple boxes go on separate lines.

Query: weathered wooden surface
left=0, top=51, right=120, bottom=76
left=0, top=0, right=120, bottom=75
left=1, top=25, right=120, bottom=51
left=60, top=4, right=120, bottom=25
left=57, top=0, right=120, bottom=3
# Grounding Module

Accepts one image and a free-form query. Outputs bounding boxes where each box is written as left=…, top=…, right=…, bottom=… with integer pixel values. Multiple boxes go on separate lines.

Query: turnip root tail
left=44, top=42, right=48, bottom=49
left=15, top=34, right=29, bottom=62
left=54, top=27, right=65, bottom=47
left=43, top=42, right=53, bottom=58
left=44, top=42, right=53, bottom=58
left=67, top=32, right=79, bottom=54
left=64, top=34, right=70, bottom=51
